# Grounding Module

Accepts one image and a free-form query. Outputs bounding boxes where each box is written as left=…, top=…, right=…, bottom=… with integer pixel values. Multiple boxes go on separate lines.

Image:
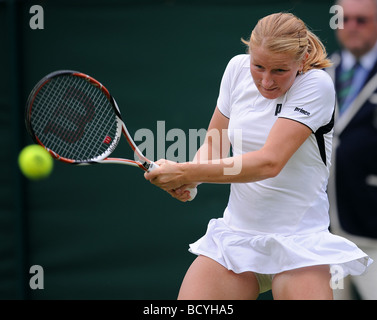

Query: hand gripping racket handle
left=147, top=162, right=197, bottom=201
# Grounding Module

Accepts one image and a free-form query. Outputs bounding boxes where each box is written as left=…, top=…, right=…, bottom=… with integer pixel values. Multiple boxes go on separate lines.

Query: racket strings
left=31, top=75, right=120, bottom=161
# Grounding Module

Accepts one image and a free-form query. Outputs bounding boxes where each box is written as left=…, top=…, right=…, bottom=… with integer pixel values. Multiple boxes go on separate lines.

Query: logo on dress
left=275, top=104, right=282, bottom=116
left=294, top=107, right=311, bottom=116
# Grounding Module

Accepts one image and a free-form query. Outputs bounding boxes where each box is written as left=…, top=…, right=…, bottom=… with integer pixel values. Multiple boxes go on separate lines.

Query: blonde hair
left=242, top=12, right=332, bottom=73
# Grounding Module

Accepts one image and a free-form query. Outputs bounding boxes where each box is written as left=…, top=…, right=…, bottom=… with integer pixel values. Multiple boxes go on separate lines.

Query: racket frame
left=25, top=70, right=194, bottom=200
left=25, top=70, right=154, bottom=171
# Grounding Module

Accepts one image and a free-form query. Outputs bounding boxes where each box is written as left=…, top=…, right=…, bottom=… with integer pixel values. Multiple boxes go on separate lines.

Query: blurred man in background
left=327, top=0, right=377, bottom=299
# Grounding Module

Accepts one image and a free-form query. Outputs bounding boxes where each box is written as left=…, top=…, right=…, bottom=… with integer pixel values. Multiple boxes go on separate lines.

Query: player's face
left=250, top=46, right=302, bottom=100
left=336, top=0, right=377, bottom=58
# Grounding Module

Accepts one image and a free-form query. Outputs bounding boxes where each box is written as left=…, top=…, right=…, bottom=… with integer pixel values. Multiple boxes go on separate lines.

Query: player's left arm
left=145, top=118, right=311, bottom=189
left=238, top=117, right=312, bottom=181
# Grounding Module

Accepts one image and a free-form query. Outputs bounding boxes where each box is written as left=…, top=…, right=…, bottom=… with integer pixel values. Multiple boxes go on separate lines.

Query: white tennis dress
left=189, top=55, right=372, bottom=285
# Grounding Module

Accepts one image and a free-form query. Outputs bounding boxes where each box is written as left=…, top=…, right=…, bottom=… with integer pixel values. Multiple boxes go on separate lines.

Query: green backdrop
left=1, top=0, right=339, bottom=300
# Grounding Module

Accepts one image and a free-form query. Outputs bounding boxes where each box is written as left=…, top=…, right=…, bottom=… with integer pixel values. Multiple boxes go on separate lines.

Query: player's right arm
left=192, top=106, right=230, bottom=165
left=160, top=106, right=229, bottom=201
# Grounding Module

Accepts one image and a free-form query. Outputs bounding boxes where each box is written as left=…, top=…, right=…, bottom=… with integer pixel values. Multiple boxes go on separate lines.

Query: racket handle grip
left=147, top=162, right=197, bottom=201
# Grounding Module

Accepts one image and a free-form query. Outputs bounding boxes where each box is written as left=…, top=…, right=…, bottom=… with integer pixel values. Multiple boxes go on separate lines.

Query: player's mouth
left=261, top=86, right=278, bottom=92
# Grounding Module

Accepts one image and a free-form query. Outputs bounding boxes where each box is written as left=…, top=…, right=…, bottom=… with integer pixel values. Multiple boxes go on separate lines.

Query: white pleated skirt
left=189, top=218, right=373, bottom=278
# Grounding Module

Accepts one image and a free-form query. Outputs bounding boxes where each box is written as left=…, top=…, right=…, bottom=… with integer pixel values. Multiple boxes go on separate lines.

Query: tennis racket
left=25, top=70, right=197, bottom=201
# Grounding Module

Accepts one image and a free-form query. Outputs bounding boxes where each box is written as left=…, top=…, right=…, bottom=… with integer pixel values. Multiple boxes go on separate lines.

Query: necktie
left=338, top=62, right=360, bottom=113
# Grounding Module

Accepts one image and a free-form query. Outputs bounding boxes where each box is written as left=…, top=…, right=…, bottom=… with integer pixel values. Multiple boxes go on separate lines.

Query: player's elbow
left=258, top=152, right=285, bottom=179
left=240, top=150, right=286, bottom=182
left=263, top=160, right=283, bottom=179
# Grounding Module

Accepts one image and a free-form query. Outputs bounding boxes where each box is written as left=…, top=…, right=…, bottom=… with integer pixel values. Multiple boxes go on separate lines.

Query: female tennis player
left=145, top=12, right=373, bottom=300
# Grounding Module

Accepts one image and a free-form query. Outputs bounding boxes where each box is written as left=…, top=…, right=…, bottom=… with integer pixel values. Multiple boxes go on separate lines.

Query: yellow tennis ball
left=18, top=145, right=54, bottom=180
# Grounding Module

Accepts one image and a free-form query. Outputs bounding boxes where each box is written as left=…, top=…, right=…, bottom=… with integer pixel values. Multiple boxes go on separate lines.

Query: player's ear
left=299, top=52, right=309, bottom=72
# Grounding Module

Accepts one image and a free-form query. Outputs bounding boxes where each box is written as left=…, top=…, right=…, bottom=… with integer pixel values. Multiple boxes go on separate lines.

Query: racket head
left=25, top=70, right=123, bottom=164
